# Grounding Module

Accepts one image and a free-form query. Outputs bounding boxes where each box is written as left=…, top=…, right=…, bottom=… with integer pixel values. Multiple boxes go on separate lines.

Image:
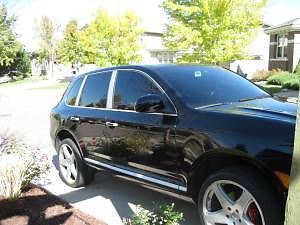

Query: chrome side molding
left=84, top=157, right=187, bottom=192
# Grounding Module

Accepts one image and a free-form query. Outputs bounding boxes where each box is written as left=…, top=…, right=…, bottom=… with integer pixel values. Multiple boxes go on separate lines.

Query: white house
left=140, top=31, right=175, bottom=64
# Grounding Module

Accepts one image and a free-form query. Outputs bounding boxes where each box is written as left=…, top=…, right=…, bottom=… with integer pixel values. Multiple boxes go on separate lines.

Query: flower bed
left=0, top=133, right=49, bottom=200
left=0, top=184, right=105, bottom=225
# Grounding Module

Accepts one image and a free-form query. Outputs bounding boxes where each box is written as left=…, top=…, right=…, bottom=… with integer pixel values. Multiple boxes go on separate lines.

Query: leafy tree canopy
left=34, top=16, right=59, bottom=76
left=0, top=4, right=19, bottom=66
left=80, top=10, right=143, bottom=67
left=35, top=16, right=58, bottom=65
left=57, top=19, right=83, bottom=66
left=162, top=0, right=267, bottom=64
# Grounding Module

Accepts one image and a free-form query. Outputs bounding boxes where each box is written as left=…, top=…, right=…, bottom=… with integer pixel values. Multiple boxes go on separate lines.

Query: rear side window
left=79, top=72, right=111, bottom=108
left=66, top=77, right=83, bottom=105
left=113, top=70, right=175, bottom=113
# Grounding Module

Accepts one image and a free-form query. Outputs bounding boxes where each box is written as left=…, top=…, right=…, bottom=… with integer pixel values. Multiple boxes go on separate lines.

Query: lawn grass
left=0, top=76, right=45, bottom=88
left=29, top=82, right=69, bottom=90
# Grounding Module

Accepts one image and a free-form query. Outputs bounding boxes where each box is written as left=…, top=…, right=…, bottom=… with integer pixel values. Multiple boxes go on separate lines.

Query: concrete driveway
left=0, top=82, right=199, bottom=225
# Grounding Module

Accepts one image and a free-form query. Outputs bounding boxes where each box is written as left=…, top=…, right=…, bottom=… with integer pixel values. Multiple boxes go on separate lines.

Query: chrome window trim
left=113, top=68, right=178, bottom=115
left=75, top=75, right=88, bottom=106
left=84, top=157, right=187, bottom=192
left=64, top=104, right=177, bottom=116
left=106, top=70, right=117, bottom=108
left=107, top=107, right=177, bottom=116
left=65, top=68, right=178, bottom=117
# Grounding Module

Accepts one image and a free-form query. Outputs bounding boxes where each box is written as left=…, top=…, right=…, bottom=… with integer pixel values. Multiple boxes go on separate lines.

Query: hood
left=198, top=97, right=297, bottom=123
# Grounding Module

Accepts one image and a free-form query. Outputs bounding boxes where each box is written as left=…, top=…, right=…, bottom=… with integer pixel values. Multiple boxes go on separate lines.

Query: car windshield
left=156, top=66, right=270, bottom=108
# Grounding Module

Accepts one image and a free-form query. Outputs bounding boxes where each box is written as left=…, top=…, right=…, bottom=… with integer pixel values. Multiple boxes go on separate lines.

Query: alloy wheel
left=202, top=180, right=265, bottom=225
left=59, top=144, right=78, bottom=184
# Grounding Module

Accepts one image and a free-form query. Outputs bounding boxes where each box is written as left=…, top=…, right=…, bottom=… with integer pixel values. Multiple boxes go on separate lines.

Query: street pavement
left=0, top=82, right=199, bottom=225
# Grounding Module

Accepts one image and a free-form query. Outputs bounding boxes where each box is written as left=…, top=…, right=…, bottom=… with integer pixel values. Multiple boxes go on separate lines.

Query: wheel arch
left=189, top=151, right=286, bottom=204
left=55, top=128, right=83, bottom=159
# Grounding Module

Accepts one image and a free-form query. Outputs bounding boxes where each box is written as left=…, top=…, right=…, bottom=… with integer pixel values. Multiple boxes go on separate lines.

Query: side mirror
left=135, top=94, right=165, bottom=113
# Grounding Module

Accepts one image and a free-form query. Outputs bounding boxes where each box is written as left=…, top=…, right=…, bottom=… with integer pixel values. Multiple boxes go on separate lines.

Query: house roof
left=143, top=31, right=163, bottom=37
left=265, top=18, right=300, bottom=34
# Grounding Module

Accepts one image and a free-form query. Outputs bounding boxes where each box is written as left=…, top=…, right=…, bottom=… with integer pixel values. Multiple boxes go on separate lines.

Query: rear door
left=67, top=71, right=112, bottom=158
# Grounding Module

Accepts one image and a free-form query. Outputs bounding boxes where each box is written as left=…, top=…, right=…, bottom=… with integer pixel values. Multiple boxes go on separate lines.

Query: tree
left=57, top=19, right=83, bottom=71
left=0, top=4, right=30, bottom=80
left=284, top=94, right=300, bottom=225
left=0, top=4, right=19, bottom=67
left=80, top=10, right=143, bottom=67
left=9, top=48, right=31, bottom=77
left=35, top=16, right=58, bottom=77
left=0, top=47, right=31, bottom=79
left=162, top=0, right=267, bottom=64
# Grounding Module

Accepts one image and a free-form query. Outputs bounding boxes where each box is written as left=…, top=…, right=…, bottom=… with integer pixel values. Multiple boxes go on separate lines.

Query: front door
left=105, top=69, right=184, bottom=187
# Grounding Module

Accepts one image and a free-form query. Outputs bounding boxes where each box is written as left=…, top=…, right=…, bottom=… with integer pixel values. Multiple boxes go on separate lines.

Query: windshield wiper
left=196, top=102, right=229, bottom=109
left=239, top=95, right=269, bottom=102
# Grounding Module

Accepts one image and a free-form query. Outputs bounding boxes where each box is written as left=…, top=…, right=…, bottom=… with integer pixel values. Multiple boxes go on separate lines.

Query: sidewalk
left=0, top=76, right=10, bottom=84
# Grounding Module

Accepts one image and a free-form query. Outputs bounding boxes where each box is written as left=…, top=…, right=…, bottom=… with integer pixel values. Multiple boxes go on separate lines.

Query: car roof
left=77, top=64, right=218, bottom=78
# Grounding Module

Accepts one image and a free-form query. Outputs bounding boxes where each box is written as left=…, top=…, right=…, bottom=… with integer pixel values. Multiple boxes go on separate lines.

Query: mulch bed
left=0, top=184, right=107, bottom=225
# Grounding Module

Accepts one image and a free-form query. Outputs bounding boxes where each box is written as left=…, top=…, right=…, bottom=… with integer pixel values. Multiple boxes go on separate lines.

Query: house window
left=150, top=51, right=175, bottom=64
left=276, top=35, right=288, bottom=58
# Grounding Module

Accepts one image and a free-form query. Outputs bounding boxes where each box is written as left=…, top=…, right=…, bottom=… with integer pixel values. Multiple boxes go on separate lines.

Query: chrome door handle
left=105, top=121, right=119, bottom=127
left=70, top=116, right=80, bottom=122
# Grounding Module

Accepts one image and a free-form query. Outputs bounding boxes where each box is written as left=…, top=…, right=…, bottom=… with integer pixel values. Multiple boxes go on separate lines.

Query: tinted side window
left=66, top=77, right=83, bottom=105
left=79, top=72, right=111, bottom=108
left=113, top=70, right=175, bottom=113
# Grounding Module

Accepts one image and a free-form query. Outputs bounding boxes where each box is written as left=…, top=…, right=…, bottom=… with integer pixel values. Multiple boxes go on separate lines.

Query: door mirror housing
left=135, top=94, right=165, bottom=113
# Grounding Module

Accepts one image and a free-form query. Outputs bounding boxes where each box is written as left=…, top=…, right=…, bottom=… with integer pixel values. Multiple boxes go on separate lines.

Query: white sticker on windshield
left=194, top=71, right=202, bottom=77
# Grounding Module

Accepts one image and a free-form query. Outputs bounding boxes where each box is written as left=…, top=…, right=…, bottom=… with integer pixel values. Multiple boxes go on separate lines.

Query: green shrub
left=124, top=203, right=184, bottom=225
left=295, top=64, right=300, bottom=75
left=282, top=77, right=300, bottom=90
left=266, top=72, right=295, bottom=85
left=13, top=48, right=31, bottom=78
left=0, top=47, right=31, bottom=80
left=252, top=69, right=281, bottom=82
left=267, top=71, right=300, bottom=90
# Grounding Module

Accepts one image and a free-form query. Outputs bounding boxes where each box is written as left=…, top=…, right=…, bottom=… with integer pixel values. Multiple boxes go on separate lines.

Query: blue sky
left=1, top=0, right=299, bottom=50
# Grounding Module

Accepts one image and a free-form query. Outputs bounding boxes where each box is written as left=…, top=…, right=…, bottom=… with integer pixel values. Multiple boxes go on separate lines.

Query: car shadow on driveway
left=53, top=156, right=200, bottom=225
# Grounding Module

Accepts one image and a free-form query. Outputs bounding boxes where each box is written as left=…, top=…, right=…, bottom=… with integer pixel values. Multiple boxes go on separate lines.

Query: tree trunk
left=284, top=93, right=300, bottom=225
left=40, top=60, right=47, bottom=77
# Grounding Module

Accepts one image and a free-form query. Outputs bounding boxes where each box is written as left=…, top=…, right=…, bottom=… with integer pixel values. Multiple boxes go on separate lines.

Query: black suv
left=50, top=65, right=296, bottom=225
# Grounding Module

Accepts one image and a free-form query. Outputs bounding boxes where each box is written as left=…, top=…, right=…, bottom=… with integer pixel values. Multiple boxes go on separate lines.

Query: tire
left=197, top=167, right=284, bottom=225
left=58, top=138, right=95, bottom=188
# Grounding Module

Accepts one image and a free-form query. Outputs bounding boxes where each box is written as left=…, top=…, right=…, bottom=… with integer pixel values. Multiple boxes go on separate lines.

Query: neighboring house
left=265, top=18, right=300, bottom=72
left=140, top=31, right=176, bottom=64
left=141, top=28, right=271, bottom=79
left=230, top=24, right=271, bottom=78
